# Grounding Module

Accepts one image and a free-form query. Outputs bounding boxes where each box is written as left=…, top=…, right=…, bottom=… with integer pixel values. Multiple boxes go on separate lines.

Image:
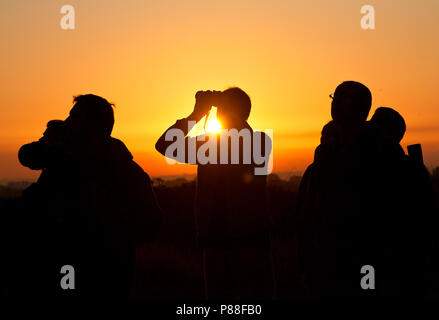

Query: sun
left=205, top=118, right=222, bottom=133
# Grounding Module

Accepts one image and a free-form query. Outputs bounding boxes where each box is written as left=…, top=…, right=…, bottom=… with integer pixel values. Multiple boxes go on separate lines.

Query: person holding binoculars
left=156, top=87, right=274, bottom=299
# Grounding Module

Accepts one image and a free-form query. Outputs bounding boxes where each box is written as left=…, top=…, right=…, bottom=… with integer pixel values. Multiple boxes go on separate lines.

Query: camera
left=42, top=120, right=69, bottom=145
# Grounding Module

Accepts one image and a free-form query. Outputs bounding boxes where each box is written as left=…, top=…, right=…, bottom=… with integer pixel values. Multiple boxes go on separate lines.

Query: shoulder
left=108, top=138, right=150, bottom=179
left=109, top=138, right=133, bottom=161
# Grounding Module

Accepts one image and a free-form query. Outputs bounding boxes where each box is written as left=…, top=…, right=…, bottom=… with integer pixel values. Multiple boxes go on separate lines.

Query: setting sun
left=205, top=118, right=222, bottom=133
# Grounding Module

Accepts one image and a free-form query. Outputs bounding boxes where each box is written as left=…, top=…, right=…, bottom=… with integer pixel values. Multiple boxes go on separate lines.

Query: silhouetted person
left=156, top=87, right=274, bottom=299
left=298, top=81, right=393, bottom=297
left=368, top=107, right=437, bottom=296
left=298, top=81, right=437, bottom=298
left=18, top=94, right=162, bottom=297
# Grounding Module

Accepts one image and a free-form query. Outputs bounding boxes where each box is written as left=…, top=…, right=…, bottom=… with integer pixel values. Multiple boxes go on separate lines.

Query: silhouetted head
left=216, top=87, right=251, bottom=128
left=370, top=107, right=406, bottom=143
left=65, top=94, right=115, bottom=140
left=330, top=81, right=372, bottom=128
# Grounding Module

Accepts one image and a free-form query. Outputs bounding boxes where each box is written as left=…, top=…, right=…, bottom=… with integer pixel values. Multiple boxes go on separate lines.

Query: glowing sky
left=1, top=0, right=438, bottom=179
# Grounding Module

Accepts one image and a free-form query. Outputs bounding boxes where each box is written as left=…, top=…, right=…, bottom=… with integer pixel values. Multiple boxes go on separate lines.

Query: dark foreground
left=1, top=171, right=439, bottom=299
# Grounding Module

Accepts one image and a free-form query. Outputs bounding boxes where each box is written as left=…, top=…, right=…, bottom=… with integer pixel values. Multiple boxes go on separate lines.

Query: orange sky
left=1, top=0, right=439, bottom=180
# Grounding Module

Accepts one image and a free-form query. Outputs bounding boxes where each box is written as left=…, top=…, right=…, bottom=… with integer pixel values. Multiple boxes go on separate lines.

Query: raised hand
left=190, top=90, right=214, bottom=121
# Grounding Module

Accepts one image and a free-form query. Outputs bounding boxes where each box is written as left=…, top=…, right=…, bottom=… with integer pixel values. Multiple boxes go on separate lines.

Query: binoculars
left=195, top=90, right=224, bottom=107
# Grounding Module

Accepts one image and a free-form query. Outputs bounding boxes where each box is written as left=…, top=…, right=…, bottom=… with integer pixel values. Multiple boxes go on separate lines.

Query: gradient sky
left=1, top=0, right=439, bottom=179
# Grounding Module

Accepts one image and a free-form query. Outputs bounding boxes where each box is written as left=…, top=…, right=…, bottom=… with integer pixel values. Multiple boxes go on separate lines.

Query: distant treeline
left=1, top=168, right=438, bottom=199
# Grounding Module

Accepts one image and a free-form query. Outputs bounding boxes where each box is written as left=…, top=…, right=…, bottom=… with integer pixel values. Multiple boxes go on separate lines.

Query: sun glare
left=205, top=118, right=222, bottom=133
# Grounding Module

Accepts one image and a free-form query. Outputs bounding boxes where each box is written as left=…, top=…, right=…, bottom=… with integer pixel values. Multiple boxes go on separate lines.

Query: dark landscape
left=2, top=169, right=438, bottom=298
